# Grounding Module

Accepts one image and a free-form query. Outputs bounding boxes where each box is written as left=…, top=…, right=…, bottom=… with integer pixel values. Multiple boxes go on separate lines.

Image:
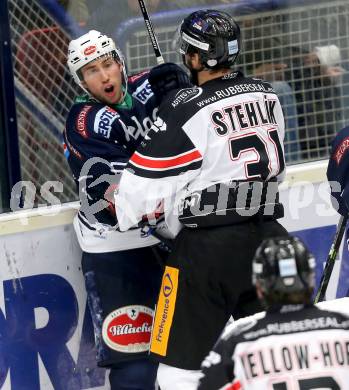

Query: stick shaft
left=314, top=214, right=348, bottom=303
left=137, top=0, right=165, bottom=64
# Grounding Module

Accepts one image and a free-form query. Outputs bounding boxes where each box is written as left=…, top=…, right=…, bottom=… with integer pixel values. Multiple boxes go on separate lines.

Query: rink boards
left=0, top=160, right=348, bottom=389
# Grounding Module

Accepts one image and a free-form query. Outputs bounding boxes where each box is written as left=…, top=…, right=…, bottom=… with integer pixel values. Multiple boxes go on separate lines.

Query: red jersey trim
left=225, top=380, right=242, bottom=390
left=130, top=149, right=202, bottom=170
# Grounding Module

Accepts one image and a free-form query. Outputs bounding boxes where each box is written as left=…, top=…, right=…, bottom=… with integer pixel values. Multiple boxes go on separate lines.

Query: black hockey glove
left=148, top=63, right=193, bottom=103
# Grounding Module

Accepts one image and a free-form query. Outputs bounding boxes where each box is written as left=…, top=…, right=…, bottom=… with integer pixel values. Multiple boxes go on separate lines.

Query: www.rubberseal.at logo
left=102, top=305, right=154, bottom=353
left=163, top=273, right=173, bottom=297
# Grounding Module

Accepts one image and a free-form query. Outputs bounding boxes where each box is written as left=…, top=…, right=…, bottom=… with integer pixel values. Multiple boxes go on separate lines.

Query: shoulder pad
left=128, top=71, right=155, bottom=104
left=330, top=126, right=349, bottom=166
left=221, top=311, right=265, bottom=340
left=68, top=103, right=120, bottom=140
left=128, top=70, right=150, bottom=84
left=169, top=87, right=204, bottom=109
left=251, top=78, right=275, bottom=93
left=68, top=103, right=95, bottom=139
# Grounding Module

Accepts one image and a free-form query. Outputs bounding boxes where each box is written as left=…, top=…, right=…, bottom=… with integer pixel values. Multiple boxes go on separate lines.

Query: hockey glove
left=148, top=63, right=193, bottom=103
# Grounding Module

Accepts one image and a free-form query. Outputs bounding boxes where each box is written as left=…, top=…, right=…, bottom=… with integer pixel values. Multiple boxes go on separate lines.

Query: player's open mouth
left=104, top=85, right=114, bottom=96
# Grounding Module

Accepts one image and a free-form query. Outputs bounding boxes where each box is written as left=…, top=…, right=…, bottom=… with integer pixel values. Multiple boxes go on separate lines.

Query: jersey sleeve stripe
left=130, top=156, right=202, bottom=171
left=127, top=160, right=202, bottom=179
left=130, top=149, right=202, bottom=170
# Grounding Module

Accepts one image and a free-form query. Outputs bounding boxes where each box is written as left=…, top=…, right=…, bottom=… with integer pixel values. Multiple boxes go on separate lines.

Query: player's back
left=116, top=71, right=288, bottom=232
left=164, top=71, right=285, bottom=187
left=155, top=72, right=287, bottom=228
left=208, top=304, right=349, bottom=389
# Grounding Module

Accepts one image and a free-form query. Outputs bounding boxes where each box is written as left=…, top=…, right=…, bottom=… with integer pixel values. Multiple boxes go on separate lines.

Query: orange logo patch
left=150, top=266, right=179, bottom=356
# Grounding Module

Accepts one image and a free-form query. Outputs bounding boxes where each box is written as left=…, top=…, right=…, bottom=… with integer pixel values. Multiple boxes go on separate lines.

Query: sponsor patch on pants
left=150, top=266, right=179, bottom=356
left=102, top=305, right=154, bottom=353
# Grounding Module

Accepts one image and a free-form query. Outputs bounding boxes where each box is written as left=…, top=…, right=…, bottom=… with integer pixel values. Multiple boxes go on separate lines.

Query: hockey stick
left=314, top=214, right=348, bottom=303
left=137, top=0, right=165, bottom=65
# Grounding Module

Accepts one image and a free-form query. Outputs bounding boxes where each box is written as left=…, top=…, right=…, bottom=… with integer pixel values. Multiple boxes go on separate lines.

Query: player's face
left=183, top=53, right=201, bottom=85
left=81, top=56, right=124, bottom=105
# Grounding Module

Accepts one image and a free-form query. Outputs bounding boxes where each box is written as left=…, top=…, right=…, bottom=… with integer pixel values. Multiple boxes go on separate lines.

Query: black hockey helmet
left=252, top=236, right=316, bottom=304
left=177, top=9, right=241, bottom=69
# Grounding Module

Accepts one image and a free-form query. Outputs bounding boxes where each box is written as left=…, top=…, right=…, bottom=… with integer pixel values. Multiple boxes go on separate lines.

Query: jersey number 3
left=229, top=129, right=285, bottom=180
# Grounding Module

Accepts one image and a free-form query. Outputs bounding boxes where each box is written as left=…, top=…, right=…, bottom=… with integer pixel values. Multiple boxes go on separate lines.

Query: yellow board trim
left=150, top=266, right=179, bottom=356
left=0, top=202, right=79, bottom=236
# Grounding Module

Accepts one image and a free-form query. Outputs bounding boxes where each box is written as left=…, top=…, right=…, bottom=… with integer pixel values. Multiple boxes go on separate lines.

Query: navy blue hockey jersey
left=64, top=71, right=159, bottom=252
left=327, top=126, right=349, bottom=216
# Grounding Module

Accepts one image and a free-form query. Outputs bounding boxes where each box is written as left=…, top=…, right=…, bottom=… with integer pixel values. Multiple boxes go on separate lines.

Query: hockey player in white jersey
left=199, top=236, right=349, bottom=389
left=115, top=10, right=289, bottom=386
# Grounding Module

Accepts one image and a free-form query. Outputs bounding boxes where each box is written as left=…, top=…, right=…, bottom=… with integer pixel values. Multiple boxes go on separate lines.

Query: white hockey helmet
left=67, top=30, right=127, bottom=95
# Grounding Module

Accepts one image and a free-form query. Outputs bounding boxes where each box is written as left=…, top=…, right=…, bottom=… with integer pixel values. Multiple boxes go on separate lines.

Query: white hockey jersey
left=199, top=300, right=349, bottom=390
left=73, top=212, right=158, bottom=253
left=116, top=71, right=286, bottom=236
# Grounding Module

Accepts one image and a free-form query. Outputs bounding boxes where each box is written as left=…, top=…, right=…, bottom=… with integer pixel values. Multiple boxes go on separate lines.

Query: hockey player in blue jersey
left=64, top=30, right=191, bottom=389
left=327, top=126, right=349, bottom=298
left=327, top=126, right=349, bottom=216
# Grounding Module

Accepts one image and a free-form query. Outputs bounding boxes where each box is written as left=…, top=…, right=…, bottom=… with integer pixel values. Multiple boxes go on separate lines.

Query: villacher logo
left=102, top=305, right=154, bottom=353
